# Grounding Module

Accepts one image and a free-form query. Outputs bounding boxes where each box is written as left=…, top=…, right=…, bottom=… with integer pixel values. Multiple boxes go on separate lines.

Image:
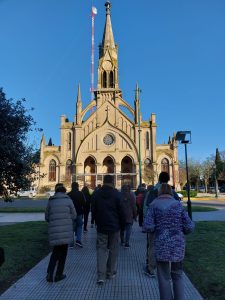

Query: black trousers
left=83, top=211, right=90, bottom=230
left=47, top=244, right=68, bottom=277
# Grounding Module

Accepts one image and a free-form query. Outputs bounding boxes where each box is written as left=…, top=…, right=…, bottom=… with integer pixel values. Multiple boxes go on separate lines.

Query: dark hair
left=55, top=183, right=66, bottom=193
left=158, top=172, right=170, bottom=183
left=103, top=175, right=114, bottom=184
left=71, top=182, right=79, bottom=190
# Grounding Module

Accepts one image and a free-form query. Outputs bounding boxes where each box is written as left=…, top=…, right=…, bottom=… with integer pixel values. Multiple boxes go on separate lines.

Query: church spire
left=102, top=1, right=115, bottom=50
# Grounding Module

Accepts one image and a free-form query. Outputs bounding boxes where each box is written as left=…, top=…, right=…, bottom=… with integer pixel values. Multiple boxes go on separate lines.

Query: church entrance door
left=121, top=156, right=136, bottom=188
left=84, top=156, right=96, bottom=188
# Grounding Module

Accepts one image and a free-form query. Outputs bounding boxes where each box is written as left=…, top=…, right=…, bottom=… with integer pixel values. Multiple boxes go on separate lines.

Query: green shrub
left=178, top=190, right=197, bottom=197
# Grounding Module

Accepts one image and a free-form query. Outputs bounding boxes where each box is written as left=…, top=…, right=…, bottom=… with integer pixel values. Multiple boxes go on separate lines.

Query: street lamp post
left=137, top=88, right=142, bottom=186
left=176, top=131, right=192, bottom=220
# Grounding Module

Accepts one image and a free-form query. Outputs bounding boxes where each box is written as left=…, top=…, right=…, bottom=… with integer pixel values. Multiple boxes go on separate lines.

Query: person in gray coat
left=45, top=183, right=77, bottom=283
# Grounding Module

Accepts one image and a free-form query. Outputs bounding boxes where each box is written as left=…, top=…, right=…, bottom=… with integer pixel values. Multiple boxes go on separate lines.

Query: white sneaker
left=97, top=279, right=104, bottom=285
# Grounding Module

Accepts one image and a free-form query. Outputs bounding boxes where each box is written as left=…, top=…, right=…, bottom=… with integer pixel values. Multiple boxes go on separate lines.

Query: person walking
left=81, top=185, right=92, bottom=232
left=144, top=183, right=195, bottom=300
left=120, top=184, right=137, bottom=248
left=135, top=186, right=146, bottom=228
left=68, top=182, right=85, bottom=247
left=45, top=183, right=77, bottom=283
left=92, top=175, right=125, bottom=284
left=143, top=172, right=180, bottom=277
left=90, top=184, right=102, bottom=227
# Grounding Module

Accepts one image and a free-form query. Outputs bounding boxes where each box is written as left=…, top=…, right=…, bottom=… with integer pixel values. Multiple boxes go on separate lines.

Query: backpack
left=136, top=193, right=144, bottom=207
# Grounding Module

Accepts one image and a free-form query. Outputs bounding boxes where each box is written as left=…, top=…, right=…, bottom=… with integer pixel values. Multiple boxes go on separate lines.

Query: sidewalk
left=0, top=222, right=202, bottom=300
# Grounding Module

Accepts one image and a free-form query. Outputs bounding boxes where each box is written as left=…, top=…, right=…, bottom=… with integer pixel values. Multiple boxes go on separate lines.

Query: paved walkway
left=0, top=221, right=203, bottom=300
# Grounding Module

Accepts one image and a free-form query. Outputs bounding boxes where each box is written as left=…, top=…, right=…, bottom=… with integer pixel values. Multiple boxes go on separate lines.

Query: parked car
left=208, top=186, right=215, bottom=193
left=177, top=193, right=184, bottom=201
left=45, top=191, right=55, bottom=198
left=198, top=186, right=205, bottom=193
left=219, top=186, right=225, bottom=193
left=17, top=187, right=37, bottom=198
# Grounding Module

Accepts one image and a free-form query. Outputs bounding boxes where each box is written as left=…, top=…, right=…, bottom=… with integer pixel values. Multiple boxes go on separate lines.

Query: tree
left=178, top=160, right=186, bottom=189
left=0, top=88, right=41, bottom=197
left=201, top=157, right=214, bottom=193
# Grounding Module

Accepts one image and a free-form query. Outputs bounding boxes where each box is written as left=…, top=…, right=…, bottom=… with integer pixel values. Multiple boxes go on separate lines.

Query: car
left=208, top=186, right=215, bottom=193
left=219, top=186, right=225, bottom=193
left=17, top=188, right=37, bottom=198
left=45, top=191, right=55, bottom=198
left=198, top=186, right=205, bottom=193
left=177, top=193, right=184, bottom=201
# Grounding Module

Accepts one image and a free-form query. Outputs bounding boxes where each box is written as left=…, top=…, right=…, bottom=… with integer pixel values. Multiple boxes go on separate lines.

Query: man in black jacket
left=68, top=182, right=85, bottom=247
left=92, top=175, right=125, bottom=284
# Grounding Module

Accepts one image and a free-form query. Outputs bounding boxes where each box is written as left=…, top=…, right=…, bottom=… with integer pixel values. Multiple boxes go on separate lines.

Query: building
left=38, top=1, right=179, bottom=191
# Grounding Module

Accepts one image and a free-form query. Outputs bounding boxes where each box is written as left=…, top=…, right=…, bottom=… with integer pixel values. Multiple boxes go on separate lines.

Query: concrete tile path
left=0, top=221, right=203, bottom=300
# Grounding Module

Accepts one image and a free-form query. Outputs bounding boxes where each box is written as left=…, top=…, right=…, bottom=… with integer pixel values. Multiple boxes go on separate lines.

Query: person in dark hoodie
left=68, top=182, right=85, bottom=248
left=92, top=175, right=125, bottom=285
left=45, top=183, right=77, bottom=283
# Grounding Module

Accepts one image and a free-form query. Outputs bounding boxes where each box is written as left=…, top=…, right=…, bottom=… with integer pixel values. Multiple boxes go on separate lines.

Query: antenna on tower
left=91, top=5, right=97, bottom=103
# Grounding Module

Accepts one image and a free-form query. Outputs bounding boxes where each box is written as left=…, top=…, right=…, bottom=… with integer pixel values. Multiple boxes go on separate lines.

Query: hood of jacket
left=49, top=192, right=70, bottom=200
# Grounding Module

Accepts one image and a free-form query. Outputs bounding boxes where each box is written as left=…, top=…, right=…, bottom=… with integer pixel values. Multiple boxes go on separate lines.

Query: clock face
left=103, top=134, right=115, bottom=146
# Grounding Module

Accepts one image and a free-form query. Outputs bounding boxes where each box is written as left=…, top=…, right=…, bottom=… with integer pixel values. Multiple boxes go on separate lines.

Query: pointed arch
left=161, top=158, right=170, bottom=175
left=49, top=159, right=56, bottom=182
left=103, top=71, right=107, bottom=88
left=67, top=132, right=72, bottom=151
left=121, top=155, right=135, bottom=187
left=103, top=156, right=115, bottom=173
left=109, top=71, right=114, bottom=88
left=146, top=132, right=150, bottom=149
left=84, top=156, right=96, bottom=188
left=66, top=159, right=72, bottom=180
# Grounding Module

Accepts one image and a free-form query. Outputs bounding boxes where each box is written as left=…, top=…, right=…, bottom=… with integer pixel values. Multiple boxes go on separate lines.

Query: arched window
left=109, top=71, right=114, bottom=88
left=67, top=132, right=72, bottom=151
left=49, top=159, right=56, bottom=182
left=146, top=132, right=150, bottom=149
left=161, top=158, right=170, bottom=175
left=66, top=160, right=72, bottom=179
left=103, top=71, right=107, bottom=88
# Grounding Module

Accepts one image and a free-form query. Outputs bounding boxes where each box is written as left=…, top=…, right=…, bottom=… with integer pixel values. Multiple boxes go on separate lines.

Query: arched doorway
left=103, top=156, right=115, bottom=173
left=161, top=158, right=170, bottom=175
left=102, top=156, right=115, bottom=185
left=84, top=156, right=96, bottom=188
left=121, top=156, right=135, bottom=188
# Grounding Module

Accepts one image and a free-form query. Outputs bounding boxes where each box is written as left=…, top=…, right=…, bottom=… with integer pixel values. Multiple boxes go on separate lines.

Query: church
left=38, top=2, right=179, bottom=191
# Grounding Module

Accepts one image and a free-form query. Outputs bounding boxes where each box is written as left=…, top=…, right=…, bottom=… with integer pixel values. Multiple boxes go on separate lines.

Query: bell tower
left=97, top=2, right=119, bottom=94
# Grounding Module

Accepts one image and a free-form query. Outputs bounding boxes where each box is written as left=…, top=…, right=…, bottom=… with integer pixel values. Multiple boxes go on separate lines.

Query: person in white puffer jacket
left=45, top=183, right=77, bottom=283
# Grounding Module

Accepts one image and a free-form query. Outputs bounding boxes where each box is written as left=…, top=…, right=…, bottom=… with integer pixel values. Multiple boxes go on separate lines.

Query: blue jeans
left=157, top=261, right=184, bottom=300
left=70, top=215, right=83, bottom=246
left=120, top=223, right=133, bottom=244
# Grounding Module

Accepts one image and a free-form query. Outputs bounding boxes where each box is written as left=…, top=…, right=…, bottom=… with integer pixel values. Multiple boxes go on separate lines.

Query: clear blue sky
left=1, top=0, right=225, bottom=161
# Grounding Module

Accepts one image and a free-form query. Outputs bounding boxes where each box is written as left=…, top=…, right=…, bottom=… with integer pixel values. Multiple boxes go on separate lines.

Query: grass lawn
left=0, top=222, right=49, bottom=295
left=184, top=221, right=225, bottom=300
left=0, top=207, right=45, bottom=213
left=185, top=206, right=218, bottom=212
left=0, top=206, right=217, bottom=213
